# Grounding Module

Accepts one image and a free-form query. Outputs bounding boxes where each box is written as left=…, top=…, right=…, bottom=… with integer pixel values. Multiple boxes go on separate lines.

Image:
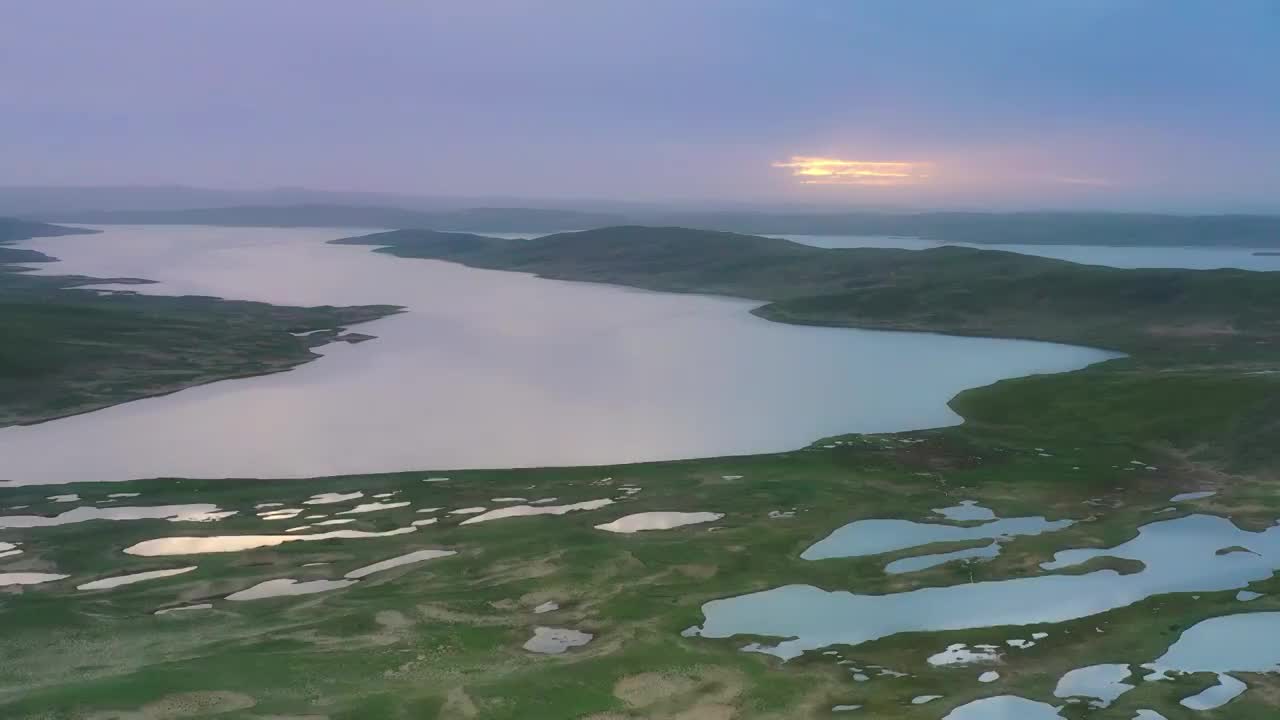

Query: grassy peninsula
left=0, top=219, right=399, bottom=426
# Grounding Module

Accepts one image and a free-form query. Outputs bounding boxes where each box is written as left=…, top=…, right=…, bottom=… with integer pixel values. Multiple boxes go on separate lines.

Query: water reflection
left=2, top=226, right=1116, bottom=484
left=693, top=515, right=1280, bottom=659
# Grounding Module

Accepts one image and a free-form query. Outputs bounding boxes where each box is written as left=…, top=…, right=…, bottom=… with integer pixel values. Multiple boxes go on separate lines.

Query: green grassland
left=1, top=224, right=1278, bottom=718
left=0, top=219, right=400, bottom=426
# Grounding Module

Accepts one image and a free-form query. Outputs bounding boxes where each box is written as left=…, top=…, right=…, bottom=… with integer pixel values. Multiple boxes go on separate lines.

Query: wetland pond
left=1, top=225, right=1117, bottom=484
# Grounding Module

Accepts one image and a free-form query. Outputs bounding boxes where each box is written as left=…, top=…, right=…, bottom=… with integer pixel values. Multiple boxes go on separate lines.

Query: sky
left=3, top=1, right=1278, bottom=211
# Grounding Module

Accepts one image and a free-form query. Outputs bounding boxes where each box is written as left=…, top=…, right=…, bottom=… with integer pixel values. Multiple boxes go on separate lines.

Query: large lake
left=2, top=226, right=1118, bottom=484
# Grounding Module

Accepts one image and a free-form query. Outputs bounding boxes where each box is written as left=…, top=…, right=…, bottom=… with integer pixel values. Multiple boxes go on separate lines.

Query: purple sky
left=4, top=1, right=1278, bottom=210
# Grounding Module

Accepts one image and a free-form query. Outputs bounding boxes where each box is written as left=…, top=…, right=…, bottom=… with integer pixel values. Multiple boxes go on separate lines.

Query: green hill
left=336, top=225, right=1280, bottom=358
left=0, top=219, right=397, bottom=426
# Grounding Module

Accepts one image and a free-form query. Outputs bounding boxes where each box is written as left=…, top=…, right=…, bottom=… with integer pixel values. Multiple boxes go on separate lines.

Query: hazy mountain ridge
left=32, top=200, right=1280, bottom=247
left=41, top=204, right=627, bottom=233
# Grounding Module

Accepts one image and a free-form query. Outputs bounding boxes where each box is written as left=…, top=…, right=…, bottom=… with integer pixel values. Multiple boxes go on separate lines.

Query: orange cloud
left=773, top=156, right=932, bottom=186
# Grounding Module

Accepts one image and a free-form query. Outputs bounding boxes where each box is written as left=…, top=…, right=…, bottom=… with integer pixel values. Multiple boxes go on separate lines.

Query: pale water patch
left=1237, top=590, right=1263, bottom=601
left=0, top=572, right=68, bottom=586
left=911, top=695, right=942, bottom=704
left=411, top=518, right=438, bottom=527
left=449, top=507, right=486, bottom=516
left=226, top=578, right=355, bottom=601
left=0, top=226, right=1119, bottom=484
left=523, top=627, right=593, bottom=654
left=258, top=508, right=303, bottom=520
left=337, top=501, right=410, bottom=515
left=154, top=603, right=213, bottom=615
left=978, top=671, right=1000, bottom=683
left=171, top=509, right=237, bottom=522
left=1054, top=664, right=1133, bottom=708
left=1179, top=674, right=1247, bottom=710
left=534, top=601, right=559, bottom=614
left=1170, top=491, right=1216, bottom=502
left=928, top=644, right=1001, bottom=666
left=77, top=566, right=196, bottom=590
left=885, top=542, right=1001, bottom=574
left=830, top=705, right=861, bottom=712
left=125, top=527, right=416, bottom=556
left=0, top=504, right=228, bottom=528
left=800, top=514, right=1072, bottom=567
left=315, top=518, right=356, bottom=526
left=941, top=696, right=1063, bottom=719
left=933, top=500, right=996, bottom=522
left=304, top=492, right=363, bottom=505
left=1147, top=612, right=1280, bottom=675
left=344, top=549, right=457, bottom=579
left=691, top=515, right=1280, bottom=659
left=459, top=499, right=613, bottom=525
left=595, top=511, right=723, bottom=533
left=47, top=494, right=79, bottom=503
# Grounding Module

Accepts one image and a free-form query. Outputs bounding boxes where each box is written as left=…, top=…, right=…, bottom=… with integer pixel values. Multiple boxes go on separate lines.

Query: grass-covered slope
left=1, top=223, right=1279, bottom=718
left=0, top=218, right=97, bottom=264
left=656, top=210, right=1280, bottom=247
left=336, top=225, right=1280, bottom=473
left=0, top=219, right=400, bottom=426
left=338, top=226, right=1280, bottom=358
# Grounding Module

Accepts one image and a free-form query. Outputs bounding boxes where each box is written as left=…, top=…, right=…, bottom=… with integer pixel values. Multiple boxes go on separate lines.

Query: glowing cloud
left=1052, top=176, right=1112, bottom=187
left=773, top=156, right=932, bottom=186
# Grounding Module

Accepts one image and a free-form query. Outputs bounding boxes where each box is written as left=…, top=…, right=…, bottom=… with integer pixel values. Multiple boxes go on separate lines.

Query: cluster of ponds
left=688, top=495, right=1278, bottom=713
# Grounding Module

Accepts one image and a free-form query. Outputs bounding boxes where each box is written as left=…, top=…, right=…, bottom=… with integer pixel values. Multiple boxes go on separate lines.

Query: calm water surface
left=771, top=234, right=1280, bottom=271
left=1, top=225, right=1116, bottom=484
left=693, top=514, right=1280, bottom=659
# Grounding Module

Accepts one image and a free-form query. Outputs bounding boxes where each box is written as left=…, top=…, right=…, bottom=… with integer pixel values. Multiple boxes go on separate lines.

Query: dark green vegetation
left=341, top=226, right=1280, bottom=360
left=1, top=223, right=1278, bottom=718
left=0, top=219, right=399, bottom=426
left=39, top=202, right=1280, bottom=247
left=0, top=218, right=96, bottom=265
left=658, top=210, right=1280, bottom=248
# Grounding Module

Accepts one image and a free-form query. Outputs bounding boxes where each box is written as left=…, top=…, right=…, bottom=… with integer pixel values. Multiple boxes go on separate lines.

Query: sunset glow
left=773, top=156, right=932, bottom=186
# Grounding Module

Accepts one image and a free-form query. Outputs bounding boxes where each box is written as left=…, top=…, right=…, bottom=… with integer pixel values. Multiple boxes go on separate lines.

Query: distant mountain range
left=42, top=205, right=626, bottom=233
left=6, top=185, right=1280, bottom=247
left=32, top=205, right=1280, bottom=248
